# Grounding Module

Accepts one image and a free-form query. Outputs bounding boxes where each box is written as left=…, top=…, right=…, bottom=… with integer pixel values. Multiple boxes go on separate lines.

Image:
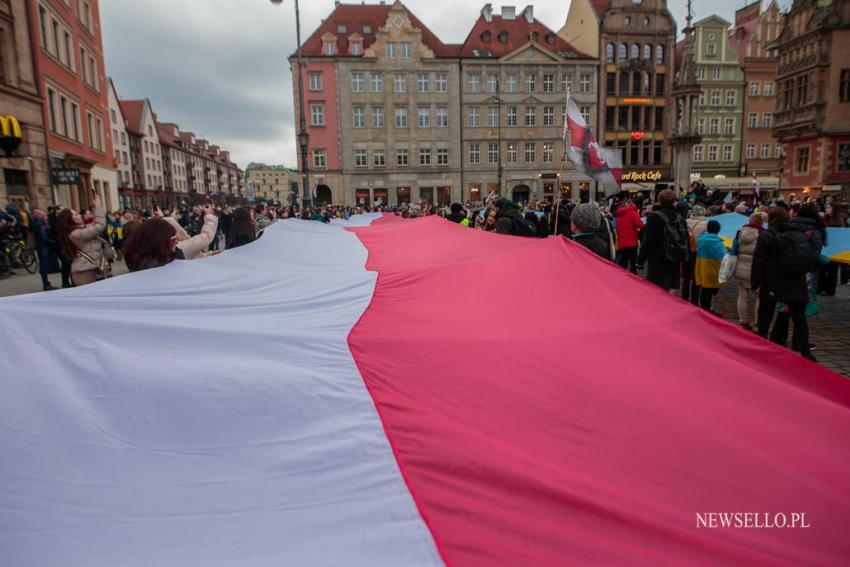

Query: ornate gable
left=501, top=43, right=563, bottom=64
left=364, top=2, right=435, bottom=60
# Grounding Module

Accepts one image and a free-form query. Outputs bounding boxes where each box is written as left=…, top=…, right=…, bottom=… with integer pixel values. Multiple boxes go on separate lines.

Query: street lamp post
left=271, top=0, right=310, bottom=210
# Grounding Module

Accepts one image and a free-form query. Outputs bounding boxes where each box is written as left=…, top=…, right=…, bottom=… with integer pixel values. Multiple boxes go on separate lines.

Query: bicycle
left=1, top=238, right=37, bottom=274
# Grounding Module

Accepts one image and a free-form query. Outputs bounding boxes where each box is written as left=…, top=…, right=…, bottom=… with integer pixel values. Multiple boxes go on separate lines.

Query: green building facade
left=690, top=16, right=745, bottom=179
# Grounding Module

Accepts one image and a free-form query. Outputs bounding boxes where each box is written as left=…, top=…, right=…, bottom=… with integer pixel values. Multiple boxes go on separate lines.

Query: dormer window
left=498, top=31, right=509, bottom=44
left=481, top=31, right=492, bottom=43
left=325, top=42, right=335, bottom=55
left=546, top=33, right=556, bottom=45
left=531, top=31, right=539, bottom=41
left=337, top=25, right=347, bottom=34
left=351, top=41, right=363, bottom=55
left=363, top=25, right=372, bottom=34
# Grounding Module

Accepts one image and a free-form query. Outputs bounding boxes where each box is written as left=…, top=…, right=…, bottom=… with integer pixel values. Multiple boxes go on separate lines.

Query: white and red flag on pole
left=563, top=92, right=623, bottom=196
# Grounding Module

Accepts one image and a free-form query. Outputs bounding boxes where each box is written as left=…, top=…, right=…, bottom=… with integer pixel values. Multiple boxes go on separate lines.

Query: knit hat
left=571, top=203, right=601, bottom=232
left=707, top=219, right=721, bottom=234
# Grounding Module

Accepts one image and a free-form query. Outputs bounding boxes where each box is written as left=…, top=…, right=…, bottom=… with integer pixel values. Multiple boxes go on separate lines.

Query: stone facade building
left=597, top=0, right=677, bottom=189
left=731, top=1, right=783, bottom=183
left=689, top=15, right=746, bottom=179
left=295, top=1, right=601, bottom=207
left=0, top=0, right=50, bottom=209
left=773, top=0, right=850, bottom=198
left=28, top=0, right=117, bottom=211
left=109, top=95, right=244, bottom=209
left=107, top=78, right=132, bottom=199
left=245, top=163, right=299, bottom=205
left=461, top=4, right=598, bottom=203
left=298, top=0, right=462, bottom=207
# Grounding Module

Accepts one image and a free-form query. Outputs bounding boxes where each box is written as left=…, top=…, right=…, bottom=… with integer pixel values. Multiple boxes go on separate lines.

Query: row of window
left=697, top=89, right=739, bottom=106
left=466, top=72, right=592, bottom=94
left=696, top=66, right=735, bottom=81
left=696, top=116, right=740, bottom=136
left=745, top=112, right=774, bottom=129
left=338, top=104, right=594, bottom=129
left=45, top=85, right=103, bottom=151
left=692, top=143, right=781, bottom=163
left=310, top=71, right=596, bottom=95
left=605, top=43, right=666, bottom=66
left=745, top=143, right=782, bottom=160
left=346, top=71, right=450, bottom=93
left=748, top=81, right=776, bottom=97
left=604, top=105, right=664, bottom=132
left=350, top=147, right=451, bottom=168
left=605, top=71, right=666, bottom=97
left=606, top=141, right=665, bottom=167
left=37, top=4, right=99, bottom=92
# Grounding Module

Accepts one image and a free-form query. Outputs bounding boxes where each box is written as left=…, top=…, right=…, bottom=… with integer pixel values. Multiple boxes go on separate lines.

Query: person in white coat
left=157, top=204, right=219, bottom=260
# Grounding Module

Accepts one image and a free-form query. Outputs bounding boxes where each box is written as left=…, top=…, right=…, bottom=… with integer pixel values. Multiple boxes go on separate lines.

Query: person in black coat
left=494, top=199, right=527, bottom=236
left=570, top=203, right=610, bottom=259
left=751, top=206, right=814, bottom=361
left=637, top=189, right=686, bottom=291
left=31, top=210, right=60, bottom=291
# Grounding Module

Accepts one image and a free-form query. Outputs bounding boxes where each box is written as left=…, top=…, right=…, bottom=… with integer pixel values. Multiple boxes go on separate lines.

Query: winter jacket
left=163, top=214, right=219, bottom=260
left=614, top=204, right=644, bottom=249
left=791, top=216, right=825, bottom=260
left=31, top=218, right=59, bottom=275
left=69, top=207, right=107, bottom=273
left=751, top=222, right=809, bottom=303
left=573, top=232, right=610, bottom=259
left=637, top=204, right=685, bottom=288
left=695, top=233, right=727, bottom=289
left=732, top=225, right=762, bottom=285
left=494, top=206, right=526, bottom=236
left=255, top=214, right=272, bottom=232
left=687, top=216, right=709, bottom=253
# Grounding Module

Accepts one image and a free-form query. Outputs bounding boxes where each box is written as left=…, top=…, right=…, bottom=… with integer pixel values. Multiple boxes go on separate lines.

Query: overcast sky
left=102, top=0, right=786, bottom=169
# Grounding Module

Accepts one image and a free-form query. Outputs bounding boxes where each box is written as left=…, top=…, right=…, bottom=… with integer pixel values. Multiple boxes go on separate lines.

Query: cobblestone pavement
left=2, top=260, right=848, bottom=377
left=712, top=282, right=850, bottom=378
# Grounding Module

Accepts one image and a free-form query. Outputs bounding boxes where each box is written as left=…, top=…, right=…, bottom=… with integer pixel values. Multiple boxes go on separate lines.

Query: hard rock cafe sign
left=622, top=170, right=663, bottom=183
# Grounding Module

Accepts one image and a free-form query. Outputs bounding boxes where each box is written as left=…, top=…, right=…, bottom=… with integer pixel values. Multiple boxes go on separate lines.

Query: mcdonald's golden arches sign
left=0, top=115, right=23, bottom=157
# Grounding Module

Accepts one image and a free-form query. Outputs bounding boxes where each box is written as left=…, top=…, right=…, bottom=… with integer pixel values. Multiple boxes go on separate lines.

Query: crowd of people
left=2, top=188, right=849, bottom=362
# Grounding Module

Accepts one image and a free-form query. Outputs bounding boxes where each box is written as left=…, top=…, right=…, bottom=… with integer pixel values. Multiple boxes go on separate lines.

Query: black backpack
left=512, top=216, right=538, bottom=237
left=657, top=210, right=688, bottom=263
left=776, top=228, right=818, bottom=276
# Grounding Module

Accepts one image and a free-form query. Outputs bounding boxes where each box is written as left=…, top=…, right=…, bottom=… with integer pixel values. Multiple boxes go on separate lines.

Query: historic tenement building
left=596, top=0, right=677, bottom=189
left=773, top=0, right=850, bottom=198
left=689, top=15, right=746, bottom=179
left=28, top=0, right=117, bottom=210
left=460, top=5, right=598, bottom=203
left=296, top=2, right=600, bottom=206
left=731, top=1, right=783, bottom=183
left=0, top=0, right=51, bottom=208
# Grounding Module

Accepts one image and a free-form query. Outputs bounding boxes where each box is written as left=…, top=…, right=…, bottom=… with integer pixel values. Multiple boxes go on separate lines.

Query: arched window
left=498, top=31, right=509, bottom=44
left=618, top=43, right=627, bottom=62
left=656, top=44, right=665, bottom=65
left=643, top=44, right=651, bottom=60
left=606, top=43, right=615, bottom=63
left=631, top=44, right=639, bottom=60
left=481, top=31, right=492, bottom=43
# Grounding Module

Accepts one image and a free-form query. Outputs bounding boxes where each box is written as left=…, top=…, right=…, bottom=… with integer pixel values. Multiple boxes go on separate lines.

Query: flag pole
left=554, top=88, right=571, bottom=237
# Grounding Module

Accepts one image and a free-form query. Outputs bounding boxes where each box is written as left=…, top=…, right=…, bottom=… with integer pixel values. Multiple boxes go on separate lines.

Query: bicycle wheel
left=0, top=253, right=11, bottom=279
left=22, top=249, right=38, bottom=274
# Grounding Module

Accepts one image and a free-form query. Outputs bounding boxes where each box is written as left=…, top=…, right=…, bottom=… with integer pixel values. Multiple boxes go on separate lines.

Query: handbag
left=77, top=240, right=113, bottom=280
left=719, top=253, right=737, bottom=284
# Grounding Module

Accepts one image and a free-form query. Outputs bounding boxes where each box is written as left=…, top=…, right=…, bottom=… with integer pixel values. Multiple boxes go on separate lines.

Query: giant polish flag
left=564, top=94, right=623, bottom=196
left=2, top=215, right=850, bottom=566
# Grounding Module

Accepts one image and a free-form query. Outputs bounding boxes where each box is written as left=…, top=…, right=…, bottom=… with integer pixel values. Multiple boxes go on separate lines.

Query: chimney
left=501, top=6, right=516, bottom=20
left=481, top=3, right=493, bottom=23
left=521, top=5, right=533, bottom=23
